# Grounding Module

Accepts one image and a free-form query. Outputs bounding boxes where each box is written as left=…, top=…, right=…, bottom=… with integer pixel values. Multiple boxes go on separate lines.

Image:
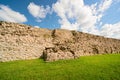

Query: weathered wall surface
left=0, top=21, right=54, bottom=62
left=0, top=21, right=120, bottom=62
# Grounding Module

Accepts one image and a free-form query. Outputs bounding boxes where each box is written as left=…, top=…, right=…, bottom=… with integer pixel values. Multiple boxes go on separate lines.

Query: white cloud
left=27, top=2, right=50, bottom=22
left=52, top=0, right=120, bottom=39
left=0, top=4, right=27, bottom=23
left=53, top=0, right=96, bottom=31
left=34, top=26, right=40, bottom=28
left=52, top=0, right=100, bottom=33
left=98, top=0, right=112, bottom=12
left=100, top=22, right=120, bottom=39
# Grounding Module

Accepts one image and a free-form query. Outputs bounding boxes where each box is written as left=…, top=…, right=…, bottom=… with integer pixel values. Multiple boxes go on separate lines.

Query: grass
left=0, top=54, right=120, bottom=80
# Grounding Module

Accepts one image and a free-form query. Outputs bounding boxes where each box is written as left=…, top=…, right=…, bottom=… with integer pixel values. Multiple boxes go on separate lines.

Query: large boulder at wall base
left=43, top=47, right=75, bottom=62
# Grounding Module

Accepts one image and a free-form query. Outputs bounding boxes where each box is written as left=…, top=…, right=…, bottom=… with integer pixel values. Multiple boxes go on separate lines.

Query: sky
left=0, top=0, right=120, bottom=39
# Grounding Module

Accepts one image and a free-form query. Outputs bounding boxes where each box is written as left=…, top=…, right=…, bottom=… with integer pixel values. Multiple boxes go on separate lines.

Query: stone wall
left=0, top=21, right=54, bottom=62
left=0, top=21, right=120, bottom=62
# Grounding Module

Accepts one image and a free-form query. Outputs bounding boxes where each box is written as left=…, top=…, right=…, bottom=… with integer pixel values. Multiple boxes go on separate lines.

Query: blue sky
left=0, top=0, right=120, bottom=39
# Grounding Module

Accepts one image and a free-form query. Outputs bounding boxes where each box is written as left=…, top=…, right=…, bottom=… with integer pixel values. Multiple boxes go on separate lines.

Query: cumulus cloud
left=100, top=22, right=120, bottom=39
left=98, top=0, right=112, bottom=12
left=52, top=0, right=120, bottom=39
left=27, top=2, right=51, bottom=22
left=52, top=0, right=100, bottom=33
left=34, top=25, right=40, bottom=28
left=0, top=4, right=27, bottom=23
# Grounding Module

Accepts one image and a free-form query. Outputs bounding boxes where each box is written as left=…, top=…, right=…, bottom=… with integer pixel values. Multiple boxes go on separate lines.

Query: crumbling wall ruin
left=0, top=21, right=120, bottom=62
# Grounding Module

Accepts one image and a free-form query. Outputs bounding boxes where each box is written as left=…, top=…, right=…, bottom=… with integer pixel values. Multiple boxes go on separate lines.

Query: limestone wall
left=0, top=21, right=120, bottom=62
left=0, top=21, right=53, bottom=62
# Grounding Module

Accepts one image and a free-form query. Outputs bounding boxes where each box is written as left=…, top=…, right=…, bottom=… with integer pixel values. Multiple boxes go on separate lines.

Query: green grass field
left=0, top=54, right=120, bottom=80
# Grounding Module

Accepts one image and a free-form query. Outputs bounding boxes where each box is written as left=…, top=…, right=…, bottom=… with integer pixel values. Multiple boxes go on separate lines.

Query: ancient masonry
left=0, top=21, right=120, bottom=62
